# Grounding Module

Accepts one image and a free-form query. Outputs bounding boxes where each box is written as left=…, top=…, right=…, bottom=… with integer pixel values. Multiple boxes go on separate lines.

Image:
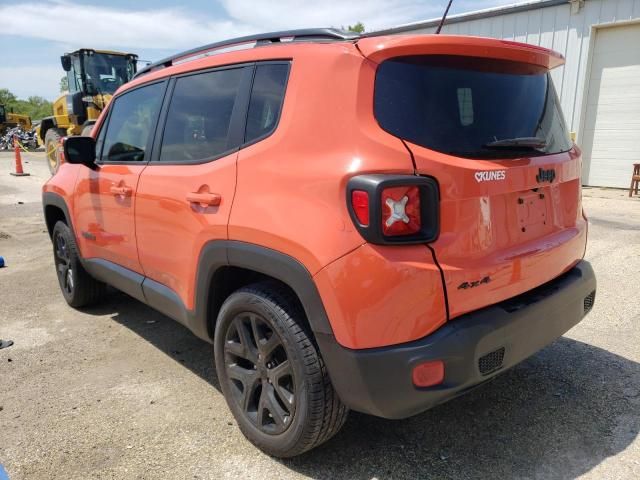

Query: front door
left=135, top=65, right=253, bottom=311
left=74, top=80, right=166, bottom=273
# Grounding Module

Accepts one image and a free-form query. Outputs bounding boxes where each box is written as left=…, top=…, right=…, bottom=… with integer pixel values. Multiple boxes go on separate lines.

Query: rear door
left=135, top=64, right=254, bottom=311
left=373, top=53, right=587, bottom=318
left=74, top=80, right=166, bottom=273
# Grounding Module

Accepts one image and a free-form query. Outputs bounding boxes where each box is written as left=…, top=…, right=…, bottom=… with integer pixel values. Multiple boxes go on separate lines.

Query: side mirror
left=61, top=55, right=71, bottom=72
left=63, top=136, right=97, bottom=169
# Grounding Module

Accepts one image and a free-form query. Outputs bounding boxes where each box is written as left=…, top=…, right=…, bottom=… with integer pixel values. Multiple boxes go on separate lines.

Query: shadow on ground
left=86, top=292, right=640, bottom=480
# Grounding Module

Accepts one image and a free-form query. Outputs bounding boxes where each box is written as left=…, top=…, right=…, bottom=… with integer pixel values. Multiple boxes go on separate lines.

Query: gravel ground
left=0, top=151, right=639, bottom=480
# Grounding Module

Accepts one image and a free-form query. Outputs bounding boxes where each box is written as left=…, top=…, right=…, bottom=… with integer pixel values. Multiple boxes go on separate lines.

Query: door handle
left=186, top=192, right=222, bottom=206
left=110, top=185, right=132, bottom=196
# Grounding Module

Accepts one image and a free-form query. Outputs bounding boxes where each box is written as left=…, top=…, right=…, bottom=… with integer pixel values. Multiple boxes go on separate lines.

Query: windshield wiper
left=483, top=137, right=547, bottom=149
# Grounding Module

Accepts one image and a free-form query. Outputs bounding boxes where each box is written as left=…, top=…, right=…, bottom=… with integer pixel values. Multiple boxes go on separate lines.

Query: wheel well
left=44, top=205, right=67, bottom=237
left=207, top=266, right=311, bottom=339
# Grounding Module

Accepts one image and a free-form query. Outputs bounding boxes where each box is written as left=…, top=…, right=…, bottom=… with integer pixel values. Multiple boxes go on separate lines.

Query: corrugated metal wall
left=402, top=0, right=640, bottom=137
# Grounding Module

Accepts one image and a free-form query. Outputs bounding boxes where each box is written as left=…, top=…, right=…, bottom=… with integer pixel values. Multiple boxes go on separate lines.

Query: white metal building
left=375, top=0, right=640, bottom=188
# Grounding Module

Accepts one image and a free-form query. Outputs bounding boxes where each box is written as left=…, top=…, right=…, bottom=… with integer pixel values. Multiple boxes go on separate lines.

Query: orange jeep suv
left=43, top=29, right=597, bottom=457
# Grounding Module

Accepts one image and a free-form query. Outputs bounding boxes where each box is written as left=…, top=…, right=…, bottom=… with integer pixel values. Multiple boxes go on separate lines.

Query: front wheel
left=214, top=283, right=348, bottom=457
left=52, top=221, right=106, bottom=308
left=45, top=128, right=65, bottom=175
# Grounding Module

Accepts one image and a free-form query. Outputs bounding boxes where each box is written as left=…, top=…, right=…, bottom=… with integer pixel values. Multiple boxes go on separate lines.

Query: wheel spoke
left=249, top=314, right=262, bottom=346
left=265, top=384, right=288, bottom=427
left=225, top=339, right=249, bottom=360
left=227, top=364, right=259, bottom=411
left=270, top=360, right=294, bottom=411
left=270, top=359, right=292, bottom=382
left=227, top=363, right=256, bottom=385
left=234, top=317, right=257, bottom=362
left=259, top=334, right=280, bottom=358
left=274, top=383, right=294, bottom=410
left=64, top=271, right=71, bottom=293
left=256, top=384, right=267, bottom=426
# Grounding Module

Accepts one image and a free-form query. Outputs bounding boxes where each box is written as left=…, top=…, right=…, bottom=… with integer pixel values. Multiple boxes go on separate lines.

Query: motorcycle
left=0, top=126, right=38, bottom=151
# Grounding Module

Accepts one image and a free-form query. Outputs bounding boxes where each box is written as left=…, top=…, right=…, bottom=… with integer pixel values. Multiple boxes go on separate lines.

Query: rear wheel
left=45, top=128, right=65, bottom=175
left=52, top=221, right=106, bottom=308
left=214, top=282, right=348, bottom=457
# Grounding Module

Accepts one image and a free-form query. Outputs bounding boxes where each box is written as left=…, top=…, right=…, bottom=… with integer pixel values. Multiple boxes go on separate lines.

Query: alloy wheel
left=224, top=313, right=296, bottom=435
left=54, top=232, right=73, bottom=295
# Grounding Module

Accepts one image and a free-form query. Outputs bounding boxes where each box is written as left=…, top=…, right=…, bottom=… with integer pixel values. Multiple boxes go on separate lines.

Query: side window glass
left=245, top=64, right=289, bottom=143
left=95, top=116, right=108, bottom=159
left=160, top=68, right=244, bottom=162
left=100, top=81, right=164, bottom=162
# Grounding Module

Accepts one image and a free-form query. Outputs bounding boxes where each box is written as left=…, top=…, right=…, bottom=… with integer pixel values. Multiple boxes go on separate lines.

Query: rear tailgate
left=362, top=35, right=587, bottom=319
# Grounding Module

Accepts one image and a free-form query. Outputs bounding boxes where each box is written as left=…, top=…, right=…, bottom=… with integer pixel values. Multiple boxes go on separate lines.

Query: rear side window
left=374, top=56, right=572, bottom=159
left=160, top=67, right=244, bottom=162
left=245, top=63, right=289, bottom=144
left=100, top=81, right=164, bottom=162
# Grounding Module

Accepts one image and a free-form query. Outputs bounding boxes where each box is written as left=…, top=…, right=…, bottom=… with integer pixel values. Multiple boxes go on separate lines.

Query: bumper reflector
left=412, top=360, right=445, bottom=387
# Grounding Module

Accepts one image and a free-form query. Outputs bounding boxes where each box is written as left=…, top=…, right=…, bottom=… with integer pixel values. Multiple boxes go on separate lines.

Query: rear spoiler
left=356, top=35, right=565, bottom=70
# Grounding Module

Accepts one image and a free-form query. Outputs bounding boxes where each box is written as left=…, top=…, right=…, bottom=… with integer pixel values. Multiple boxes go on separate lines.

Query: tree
left=346, top=22, right=365, bottom=33
left=0, top=88, right=17, bottom=106
left=0, top=87, right=53, bottom=121
left=60, top=76, right=68, bottom=93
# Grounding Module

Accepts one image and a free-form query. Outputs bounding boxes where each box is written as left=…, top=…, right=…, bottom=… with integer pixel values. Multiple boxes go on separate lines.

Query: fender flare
left=42, top=192, right=75, bottom=238
left=191, top=240, right=334, bottom=338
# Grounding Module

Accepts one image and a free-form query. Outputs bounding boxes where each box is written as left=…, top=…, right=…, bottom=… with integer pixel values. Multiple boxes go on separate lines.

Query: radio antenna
left=435, top=0, right=453, bottom=34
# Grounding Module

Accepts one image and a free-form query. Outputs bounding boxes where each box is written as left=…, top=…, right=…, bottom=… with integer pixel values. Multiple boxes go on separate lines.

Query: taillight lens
left=346, top=174, right=439, bottom=245
left=381, top=186, right=421, bottom=236
left=351, top=190, right=369, bottom=226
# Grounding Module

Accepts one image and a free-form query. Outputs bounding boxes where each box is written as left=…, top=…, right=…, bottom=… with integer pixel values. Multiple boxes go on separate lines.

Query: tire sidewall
left=45, top=129, right=61, bottom=175
left=52, top=222, right=81, bottom=305
left=214, top=290, right=311, bottom=455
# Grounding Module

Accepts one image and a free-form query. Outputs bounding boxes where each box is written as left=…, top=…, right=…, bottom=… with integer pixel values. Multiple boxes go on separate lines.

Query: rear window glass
left=374, top=55, right=572, bottom=159
left=245, top=63, right=289, bottom=144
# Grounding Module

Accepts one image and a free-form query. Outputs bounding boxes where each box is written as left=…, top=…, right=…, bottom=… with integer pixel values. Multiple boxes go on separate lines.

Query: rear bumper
left=317, top=260, right=596, bottom=419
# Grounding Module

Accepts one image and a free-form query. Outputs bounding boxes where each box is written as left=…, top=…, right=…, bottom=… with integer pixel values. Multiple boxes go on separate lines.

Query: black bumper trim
left=318, top=260, right=596, bottom=419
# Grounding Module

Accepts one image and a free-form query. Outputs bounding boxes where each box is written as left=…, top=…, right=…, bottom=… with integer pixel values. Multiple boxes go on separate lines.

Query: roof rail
left=135, top=28, right=359, bottom=78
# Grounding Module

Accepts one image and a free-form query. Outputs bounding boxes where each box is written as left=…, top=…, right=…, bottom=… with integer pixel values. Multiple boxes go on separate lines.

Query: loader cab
left=60, top=49, right=138, bottom=127
left=61, top=49, right=138, bottom=97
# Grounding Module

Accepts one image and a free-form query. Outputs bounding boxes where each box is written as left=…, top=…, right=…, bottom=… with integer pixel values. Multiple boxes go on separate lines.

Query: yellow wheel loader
left=38, top=49, right=138, bottom=174
left=0, top=104, right=33, bottom=133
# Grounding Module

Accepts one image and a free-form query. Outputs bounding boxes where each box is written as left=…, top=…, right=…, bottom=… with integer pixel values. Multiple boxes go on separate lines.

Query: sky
left=0, top=0, right=524, bottom=101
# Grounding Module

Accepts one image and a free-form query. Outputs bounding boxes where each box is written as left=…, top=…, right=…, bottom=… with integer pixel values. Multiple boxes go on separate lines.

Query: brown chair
left=630, top=163, right=640, bottom=197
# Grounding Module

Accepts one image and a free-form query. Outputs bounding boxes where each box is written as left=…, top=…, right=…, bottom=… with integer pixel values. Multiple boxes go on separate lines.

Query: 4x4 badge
left=458, top=276, right=491, bottom=290
left=536, top=168, right=556, bottom=183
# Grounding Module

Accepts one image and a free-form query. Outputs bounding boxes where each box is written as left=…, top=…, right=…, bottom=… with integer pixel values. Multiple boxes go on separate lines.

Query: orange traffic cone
left=10, top=135, right=30, bottom=177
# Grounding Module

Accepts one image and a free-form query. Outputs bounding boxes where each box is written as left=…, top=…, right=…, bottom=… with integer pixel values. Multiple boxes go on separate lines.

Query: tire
left=45, top=128, right=65, bottom=175
left=52, top=221, right=106, bottom=308
left=214, top=282, right=349, bottom=457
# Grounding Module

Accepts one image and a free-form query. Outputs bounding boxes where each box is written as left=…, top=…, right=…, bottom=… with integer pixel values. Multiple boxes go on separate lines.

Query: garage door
left=582, top=22, right=640, bottom=188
